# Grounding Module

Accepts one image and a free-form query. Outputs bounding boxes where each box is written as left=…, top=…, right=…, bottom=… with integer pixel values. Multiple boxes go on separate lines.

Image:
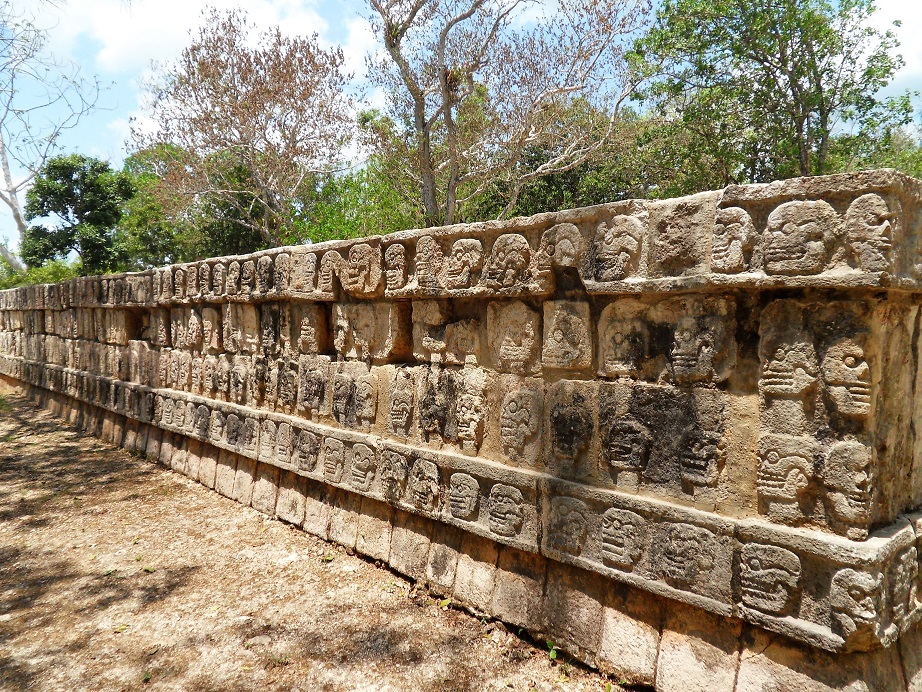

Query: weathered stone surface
left=656, top=601, right=741, bottom=692
left=6, top=170, right=922, bottom=689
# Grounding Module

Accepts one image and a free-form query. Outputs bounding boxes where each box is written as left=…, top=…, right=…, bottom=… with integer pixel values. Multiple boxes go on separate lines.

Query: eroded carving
left=739, top=544, right=801, bottom=616
left=593, top=215, right=644, bottom=281
left=547, top=496, right=588, bottom=555
left=488, top=484, right=524, bottom=537
left=448, top=473, right=480, bottom=520
left=542, top=301, right=591, bottom=370
left=712, top=207, right=756, bottom=273
left=823, top=440, right=873, bottom=540
left=764, top=200, right=843, bottom=275
left=661, top=523, right=715, bottom=586
left=600, top=508, right=646, bottom=570
left=846, top=193, right=893, bottom=272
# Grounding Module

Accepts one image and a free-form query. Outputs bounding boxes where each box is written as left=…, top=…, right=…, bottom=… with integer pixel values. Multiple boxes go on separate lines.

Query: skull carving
left=661, top=523, right=715, bottom=585
left=739, top=544, right=801, bottom=615
left=380, top=451, right=409, bottom=501
left=409, top=458, right=440, bottom=512
left=757, top=434, right=816, bottom=503
left=488, top=484, right=525, bottom=537
left=350, top=443, right=378, bottom=491
left=485, top=234, right=531, bottom=288
left=384, top=244, right=407, bottom=290
left=444, top=239, right=483, bottom=289
left=547, top=497, right=588, bottom=555
left=294, top=430, right=320, bottom=472
left=846, top=193, right=893, bottom=272
left=823, top=441, right=873, bottom=539
left=449, top=473, right=480, bottom=520
left=821, top=337, right=871, bottom=419
left=500, top=389, right=539, bottom=461
left=323, top=438, right=346, bottom=483
left=388, top=370, right=414, bottom=437
left=600, top=508, right=646, bottom=569
left=760, top=339, right=818, bottom=399
left=764, top=200, right=842, bottom=275
left=679, top=426, right=725, bottom=487
left=594, top=215, right=644, bottom=281
left=415, top=236, right=443, bottom=290
left=670, top=316, right=722, bottom=383
left=831, top=568, right=885, bottom=648
left=604, top=415, right=652, bottom=473
left=712, top=207, right=756, bottom=273
left=600, top=316, right=647, bottom=377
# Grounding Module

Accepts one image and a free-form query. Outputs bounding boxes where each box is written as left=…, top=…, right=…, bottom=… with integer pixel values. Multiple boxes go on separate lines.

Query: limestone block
left=597, top=585, right=663, bottom=686
left=215, top=449, right=239, bottom=498
left=232, top=455, right=257, bottom=506
left=452, top=532, right=499, bottom=614
left=356, top=496, right=393, bottom=562
left=276, top=470, right=306, bottom=527
left=656, top=601, right=741, bottom=692
left=487, top=301, right=541, bottom=375
left=251, top=463, right=280, bottom=516
left=301, top=478, right=331, bottom=540
left=388, top=509, right=433, bottom=582
left=544, top=561, right=605, bottom=662
left=328, top=486, right=362, bottom=549
left=490, top=547, right=546, bottom=632
left=542, top=300, right=592, bottom=371
left=426, top=524, right=464, bottom=596
left=198, top=444, right=219, bottom=489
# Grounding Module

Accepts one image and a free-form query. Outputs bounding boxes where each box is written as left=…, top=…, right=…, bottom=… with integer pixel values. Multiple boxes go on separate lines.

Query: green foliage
left=23, top=154, right=135, bottom=275
left=0, top=255, right=78, bottom=289
left=634, top=0, right=915, bottom=182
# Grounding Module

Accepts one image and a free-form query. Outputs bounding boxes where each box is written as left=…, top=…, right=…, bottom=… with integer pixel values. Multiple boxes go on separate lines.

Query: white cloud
left=22, top=0, right=331, bottom=76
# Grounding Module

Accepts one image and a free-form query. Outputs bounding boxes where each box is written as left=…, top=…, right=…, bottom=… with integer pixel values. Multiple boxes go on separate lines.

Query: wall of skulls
left=2, top=169, right=922, bottom=656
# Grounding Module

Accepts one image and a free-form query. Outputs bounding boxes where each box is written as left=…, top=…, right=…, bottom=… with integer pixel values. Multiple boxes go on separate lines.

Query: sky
left=2, top=0, right=922, bottom=248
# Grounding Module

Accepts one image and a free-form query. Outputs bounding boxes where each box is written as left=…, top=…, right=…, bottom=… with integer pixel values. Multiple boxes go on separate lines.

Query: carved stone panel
left=542, top=301, right=591, bottom=371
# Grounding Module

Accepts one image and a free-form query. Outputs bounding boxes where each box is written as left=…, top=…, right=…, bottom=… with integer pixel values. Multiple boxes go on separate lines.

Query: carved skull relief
left=661, top=523, right=715, bottom=586
left=384, top=244, right=407, bottom=290
left=594, top=215, right=644, bottom=281
left=409, top=458, right=440, bottom=512
left=831, top=568, right=885, bottom=648
left=488, top=484, right=525, bottom=537
left=821, top=337, right=871, bottom=419
left=846, top=193, right=893, bottom=272
left=712, top=207, right=756, bottom=274
left=600, top=508, right=646, bottom=569
left=444, top=239, right=483, bottom=289
left=449, top=473, right=480, bottom=520
left=350, top=443, right=378, bottom=492
left=547, top=496, right=589, bottom=555
left=380, top=451, right=410, bottom=502
left=823, top=441, right=873, bottom=539
left=485, top=234, right=531, bottom=288
left=739, top=544, right=802, bottom=616
left=764, top=200, right=842, bottom=275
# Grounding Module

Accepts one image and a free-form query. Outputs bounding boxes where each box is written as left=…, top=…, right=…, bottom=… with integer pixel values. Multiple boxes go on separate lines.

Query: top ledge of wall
left=4, top=168, right=922, bottom=309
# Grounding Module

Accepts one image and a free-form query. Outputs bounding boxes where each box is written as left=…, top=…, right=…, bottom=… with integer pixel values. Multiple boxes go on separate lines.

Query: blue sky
left=3, top=0, right=921, bottom=248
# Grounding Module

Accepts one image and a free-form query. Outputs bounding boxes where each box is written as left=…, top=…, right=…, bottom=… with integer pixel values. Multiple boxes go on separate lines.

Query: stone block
left=597, top=584, right=663, bottom=687
left=197, top=444, right=219, bottom=489
left=656, top=601, right=741, bottom=692
left=328, top=487, right=361, bottom=549
left=426, top=524, right=463, bottom=596
left=144, top=423, right=162, bottom=460
left=355, top=496, right=393, bottom=563
left=275, top=471, right=306, bottom=527
left=184, top=439, right=203, bottom=481
left=250, top=462, right=280, bottom=515
left=214, top=449, right=238, bottom=498
left=389, top=510, right=433, bottom=582
left=490, top=547, right=547, bottom=632
left=170, top=435, right=188, bottom=474
left=232, top=455, right=257, bottom=506
left=158, top=431, right=175, bottom=467
left=544, top=561, right=605, bottom=663
left=452, top=532, right=499, bottom=614
left=301, top=478, right=331, bottom=540
left=735, top=627, right=906, bottom=692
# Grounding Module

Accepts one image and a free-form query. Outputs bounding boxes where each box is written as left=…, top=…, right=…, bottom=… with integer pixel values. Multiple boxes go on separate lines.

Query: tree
left=634, top=0, right=914, bottom=182
left=22, top=154, right=134, bottom=275
left=364, top=0, right=652, bottom=226
left=133, top=8, right=354, bottom=246
left=0, top=2, right=101, bottom=265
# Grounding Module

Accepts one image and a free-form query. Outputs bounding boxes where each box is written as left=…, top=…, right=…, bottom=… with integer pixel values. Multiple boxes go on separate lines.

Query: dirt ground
left=0, top=393, right=623, bottom=692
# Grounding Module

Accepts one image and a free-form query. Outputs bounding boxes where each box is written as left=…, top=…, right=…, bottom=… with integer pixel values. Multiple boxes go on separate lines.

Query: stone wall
left=3, top=168, right=922, bottom=689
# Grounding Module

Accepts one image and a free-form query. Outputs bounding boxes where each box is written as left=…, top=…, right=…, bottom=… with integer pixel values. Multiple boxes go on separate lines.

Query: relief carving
left=712, top=207, right=756, bottom=273
left=323, top=438, right=346, bottom=483
left=294, top=429, right=320, bottom=472
left=598, top=307, right=647, bottom=378
left=488, top=301, right=540, bottom=375
left=384, top=244, right=407, bottom=290
left=415, top=236, right=443, bottom=290
left=443, top=239, right=483, bottom=289
left=381, top=450, right=410, bottom=502
left=823, top=440, right=873, bottom=540
left=484, top=234, right=531, bottom=288
left=448, top=473, right=480, bottom=520
left=341, top=243, right=383, bottom=297
left=388, top=368, right=415, bottom=438
left=757, top=434, right=818, bottom=522
left=500, top=385, right=542, bottom=463
left=487, top=484, right=524, bottom=537
left=542, top=301, right=591, bottom=370
left=409, top=458, right=440, bottom=512
left=600, top=508, right=646, bottom=570
left=739, top=544, right=801, bottom=616
left=891, top=547, right=920, bottom=624
left=661, top=523, right=716, bottom=587
left=821, top=337, right=871, bottom=420
left=764, top=200, right=843, bottom=275
left=289, top=251, right=317, bottom=293
left=350, top=443, right=378, bottom=492
left=547, top=496, right=589, bottom=555
left=846, top=193, right=893, bottom=272
left=831, top=568, right=885, bottom=649
left=593, top=215, right=644, bottom=281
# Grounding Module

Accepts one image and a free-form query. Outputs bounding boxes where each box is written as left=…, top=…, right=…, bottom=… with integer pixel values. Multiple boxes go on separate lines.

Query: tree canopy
left=22, top=154, right=134, bottom=275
